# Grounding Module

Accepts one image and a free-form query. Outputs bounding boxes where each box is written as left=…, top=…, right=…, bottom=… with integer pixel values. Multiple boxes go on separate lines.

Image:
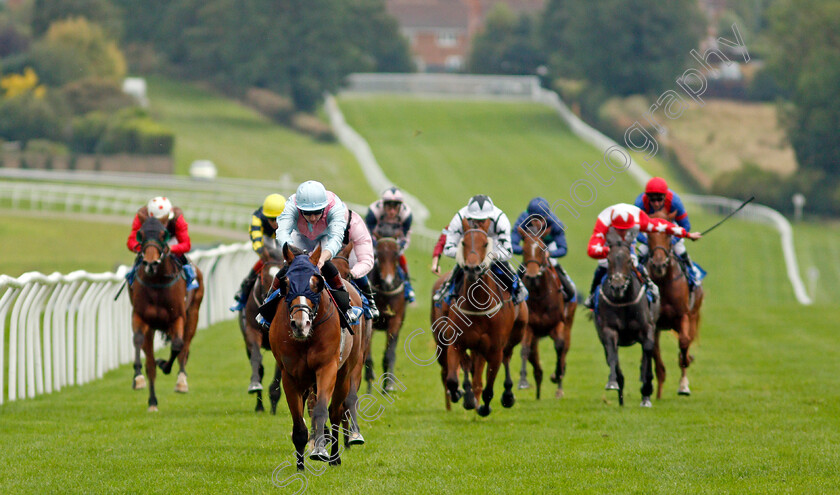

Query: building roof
left=386, top=0, right=546, bottom=30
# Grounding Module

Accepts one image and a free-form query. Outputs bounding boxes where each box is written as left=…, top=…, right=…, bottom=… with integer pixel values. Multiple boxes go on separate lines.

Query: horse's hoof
left=678, top=378, right=691, bottom=395
left=133, top=375, right=146, bottom=390
left=347, top=432, right=365, bottom=445
left=309, top=447, right=330, bottom=462
left=329, top=457, right=342, bottom=467
left=384, top=381, right=396, bottom=393
left=555, top=388, right=564, bottom=399
left=147, top=405, right=158, bottom=413
left=248, top=382, right=263, bottom=394
left=477, top=405, right=491, bottom=417
left=174, top=372, right=188, bottom=393
left=450, top=388, right=462, bottom=403
left=549, top=373, right=558, bottom=384
left=463, top=391, right=476, bottom=410
left=501, top=391, right=515, bottom=408
left=605, top=380, right=620, bottom=390
left=640, top=397, right=652, bottom=408
left=518, top=379, right=530, bottom=389
left=255, top=404, right=265, bottom=413
left=156, top=359, right=172, bottom=375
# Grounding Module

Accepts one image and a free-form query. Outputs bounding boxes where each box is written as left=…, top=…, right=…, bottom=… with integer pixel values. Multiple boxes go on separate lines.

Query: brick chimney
left=463, top=0, right=483, bottom=41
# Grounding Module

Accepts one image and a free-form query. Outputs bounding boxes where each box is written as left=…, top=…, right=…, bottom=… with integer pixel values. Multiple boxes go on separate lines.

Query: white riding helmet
left=381, top=187, right=404, bottom=203
left=465, top=194, right=495, bottom=220
left=147, top=196, right=173, bottom=221
left=295, top=180, right=329, bottom=212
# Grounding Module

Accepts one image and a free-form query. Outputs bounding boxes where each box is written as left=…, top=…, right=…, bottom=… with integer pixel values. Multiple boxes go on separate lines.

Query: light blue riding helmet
left=295, top=180, right=329, bottom=212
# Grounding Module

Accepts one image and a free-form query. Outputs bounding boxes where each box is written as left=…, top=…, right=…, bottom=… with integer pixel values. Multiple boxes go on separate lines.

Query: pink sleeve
left=349, top=214, right=375, bottom=278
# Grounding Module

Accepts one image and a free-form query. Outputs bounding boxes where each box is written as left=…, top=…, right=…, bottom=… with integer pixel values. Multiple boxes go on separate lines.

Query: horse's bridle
left=372, top=239, right=405, bottom=295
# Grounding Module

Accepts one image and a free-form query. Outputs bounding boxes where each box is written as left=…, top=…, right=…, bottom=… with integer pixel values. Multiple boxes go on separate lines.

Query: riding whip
left=113, top=279, right=127, bottom=300
left=699, top=196, right=755, bottom=236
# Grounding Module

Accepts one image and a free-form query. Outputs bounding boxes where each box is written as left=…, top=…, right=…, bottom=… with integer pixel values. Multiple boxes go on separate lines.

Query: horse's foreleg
left=131, top=314, right=147, bottom=390
left=282, top=375, right=308, bottom=471
left=157, top=317, right=185, bottom=375
left=653, top=330, right=666, bottom=400
left=445, top=345, right=463, bottom=403
left=269, top=364, right=283, bottom=415
left=599, top=326, right=621, bottom=392
left=382, top=319, right=402, bottom=392
left=143, top=332, right=158, bottom=411
left=518, top=327, right=532, bottom=390
left=677, top=313, right=692, bottom=396
left=501, top=346, right=516, bottom=409
left=477, top=350, right=500, bottom=417
left=640, top=325, right=655, bottom=407
left=310, top=363, right=338, bottom=463
left=328, top=375, right=352, bottom=466
left=247, top=334, right=264, bottom=393
left=550, top=321, right=566, bottom=398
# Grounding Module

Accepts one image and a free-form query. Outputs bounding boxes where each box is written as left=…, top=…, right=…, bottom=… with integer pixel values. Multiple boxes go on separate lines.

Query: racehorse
left=129, top=217, right=204, bottom=412
left=368, top=224, right=408, bottom=394
left=269, top=244, right=365, bottom=468
left=646, top=210, right=704, bottom=398
left=517, top=219, right=577, bottom=399
left=238, top=242, right=284, bottom=413
left=431, top=270, right=474, bottom=411
left=594, top=228, right=658, bottom=407
left=444, top=218, right=528, bottom=417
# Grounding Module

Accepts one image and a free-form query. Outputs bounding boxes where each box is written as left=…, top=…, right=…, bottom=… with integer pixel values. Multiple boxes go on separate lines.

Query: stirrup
left=583, top=293, right=595, bottom=309
left=346, top=307, right=363, bottom=325
left=255, top=314, right=270, bottom=330
left=229, top=299, right=245, bottom=312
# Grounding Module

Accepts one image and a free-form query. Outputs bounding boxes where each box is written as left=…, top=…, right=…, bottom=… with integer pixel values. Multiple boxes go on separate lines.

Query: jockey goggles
left=383, top=201, right=401, bottom=209
left=647, top=193, right=666, bottom=203
left=301, top=208, right=325, bottom=217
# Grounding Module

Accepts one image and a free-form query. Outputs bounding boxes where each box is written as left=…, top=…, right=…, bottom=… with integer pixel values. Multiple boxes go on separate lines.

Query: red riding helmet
left=645, top=177, right=668, bottom=195
left=610, top=204, right=637, bottom=230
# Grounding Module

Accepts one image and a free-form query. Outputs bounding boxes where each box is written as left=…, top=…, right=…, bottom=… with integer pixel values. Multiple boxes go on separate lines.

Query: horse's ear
left=309, top=244, right=322, bottom=265
left=339, top=241, right=353, bottom=258
left=282, top=242, right=295, bottom=263
left=461, top=217, right=470, bottom=234
left=517, top=225, right=527, bottom=238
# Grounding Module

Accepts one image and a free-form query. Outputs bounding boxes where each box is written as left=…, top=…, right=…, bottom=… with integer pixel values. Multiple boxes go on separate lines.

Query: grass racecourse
left=2, top=85, right=840, bottom=494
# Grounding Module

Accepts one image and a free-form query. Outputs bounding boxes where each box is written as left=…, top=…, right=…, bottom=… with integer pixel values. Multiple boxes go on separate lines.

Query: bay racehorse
left=238, top=241, right=284, bottom=413
left=594, top=228, right=658, bottom=407
left=269, top=244, right=365, bottom=469
left=444, top=218, right=528, bottom=417
left=368, top=229, right=407, bottom=394
left=517, top=219, right=576, bottom=399
left=431, top=270, right=474, bottom=411
left=646, top=210, right=704, bottom=398
left=130, top=217, right=204, bottom=412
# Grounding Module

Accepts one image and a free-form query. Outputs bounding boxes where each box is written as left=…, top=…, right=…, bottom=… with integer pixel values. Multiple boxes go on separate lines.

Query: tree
left=769, top=0, right=840, bottom=177
left=31, top=0, right=123, bottom=38
left=541, top=0, right=704, bottom=95
left=469, top=4, right=545, bottom=75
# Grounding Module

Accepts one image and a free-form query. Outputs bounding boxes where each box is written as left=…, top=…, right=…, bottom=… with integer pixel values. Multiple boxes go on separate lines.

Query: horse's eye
left=483, top=242, right=488, bottom=248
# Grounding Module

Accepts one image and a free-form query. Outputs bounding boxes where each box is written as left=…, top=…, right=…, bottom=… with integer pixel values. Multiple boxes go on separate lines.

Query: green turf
left=2, top=94, right=838, bottom=493
left=147, top=76, right=373, bottom=201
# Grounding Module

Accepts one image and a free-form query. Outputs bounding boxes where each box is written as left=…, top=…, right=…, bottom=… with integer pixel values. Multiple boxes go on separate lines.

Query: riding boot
left=354, top=276, right=380, bottom=320
left=398, top=256, right=416, bottom=303
left=183, top=263, right=199, bottom=290
left=322, top=265, right=361, bottom=330
left=638, top=264, right=660, bottom=304
left=230, top=268, right=259, bottom=311
left=256, top=266, right=288, bottom=329
left=433, top=265, right=461, bottom=302
left=678, top=252, right=697, bottom=288
left=584, top=265, right=607, bottom=309
left=554, top=264, right=577, bottom=302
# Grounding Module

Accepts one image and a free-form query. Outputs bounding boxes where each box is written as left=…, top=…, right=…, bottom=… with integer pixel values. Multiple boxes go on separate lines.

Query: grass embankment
left=1, top=95, right=838, bottom=493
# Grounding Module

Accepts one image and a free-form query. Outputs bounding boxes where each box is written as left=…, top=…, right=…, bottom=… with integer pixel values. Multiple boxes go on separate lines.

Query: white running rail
left=0, top=242, right=255, bottom=404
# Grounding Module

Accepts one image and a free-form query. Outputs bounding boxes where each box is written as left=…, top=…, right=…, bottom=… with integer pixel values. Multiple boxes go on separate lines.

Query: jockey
left=583, top=203, right=701, bottom=309
left=365, top=186, right=415, bottom=302
left=511, top=197, right=577, bottom=302
left=340, top=207, right=380, bottom=319
left=431, top=227, right=447, bottom=275
left=634, top=176, right=700, bottom=286
left=229, top=193, right=286, bottom=311
left=126, top=196, right=198, bottom=290
left=263, top=180, right=361, bottom=330
left=435, top=194, right=528, bottom=304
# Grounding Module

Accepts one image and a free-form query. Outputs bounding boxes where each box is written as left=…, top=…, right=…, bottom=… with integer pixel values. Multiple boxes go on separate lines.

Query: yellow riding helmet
left=262, top=193, right=287, bottom=218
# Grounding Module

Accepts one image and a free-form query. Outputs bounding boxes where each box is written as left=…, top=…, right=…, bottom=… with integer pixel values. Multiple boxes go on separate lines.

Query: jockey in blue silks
left=633, top=177, right=703, bottom=288
left=510, top=197, right=577, bottom=302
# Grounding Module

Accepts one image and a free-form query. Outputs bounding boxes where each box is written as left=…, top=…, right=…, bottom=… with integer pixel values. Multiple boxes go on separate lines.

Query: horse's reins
left=370, top=242, right=406, bottom=296
left=135, top=240, right=181, bottom=289
left=650, top=245, right=685, bottom=282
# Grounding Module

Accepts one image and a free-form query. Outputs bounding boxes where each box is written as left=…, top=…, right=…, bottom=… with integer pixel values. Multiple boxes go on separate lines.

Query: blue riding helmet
left=295, top=180, right=329, bottom=212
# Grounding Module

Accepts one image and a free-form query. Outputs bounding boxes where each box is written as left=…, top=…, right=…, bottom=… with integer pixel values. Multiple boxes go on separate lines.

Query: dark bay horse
left=517, top=220, right=576, bottom=399
left=269, top=244, right=365, bottom=469
left=647, top=211, right=704, bottom=398
left=238, top=243, right=284, bottom=413
left=130, top=217, right=204, bottom=412
left=368, top=233, right=407, bottom=394
left=594, top=229, right=657, bottom=407
left=444, top=219, right=528, bottom=417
